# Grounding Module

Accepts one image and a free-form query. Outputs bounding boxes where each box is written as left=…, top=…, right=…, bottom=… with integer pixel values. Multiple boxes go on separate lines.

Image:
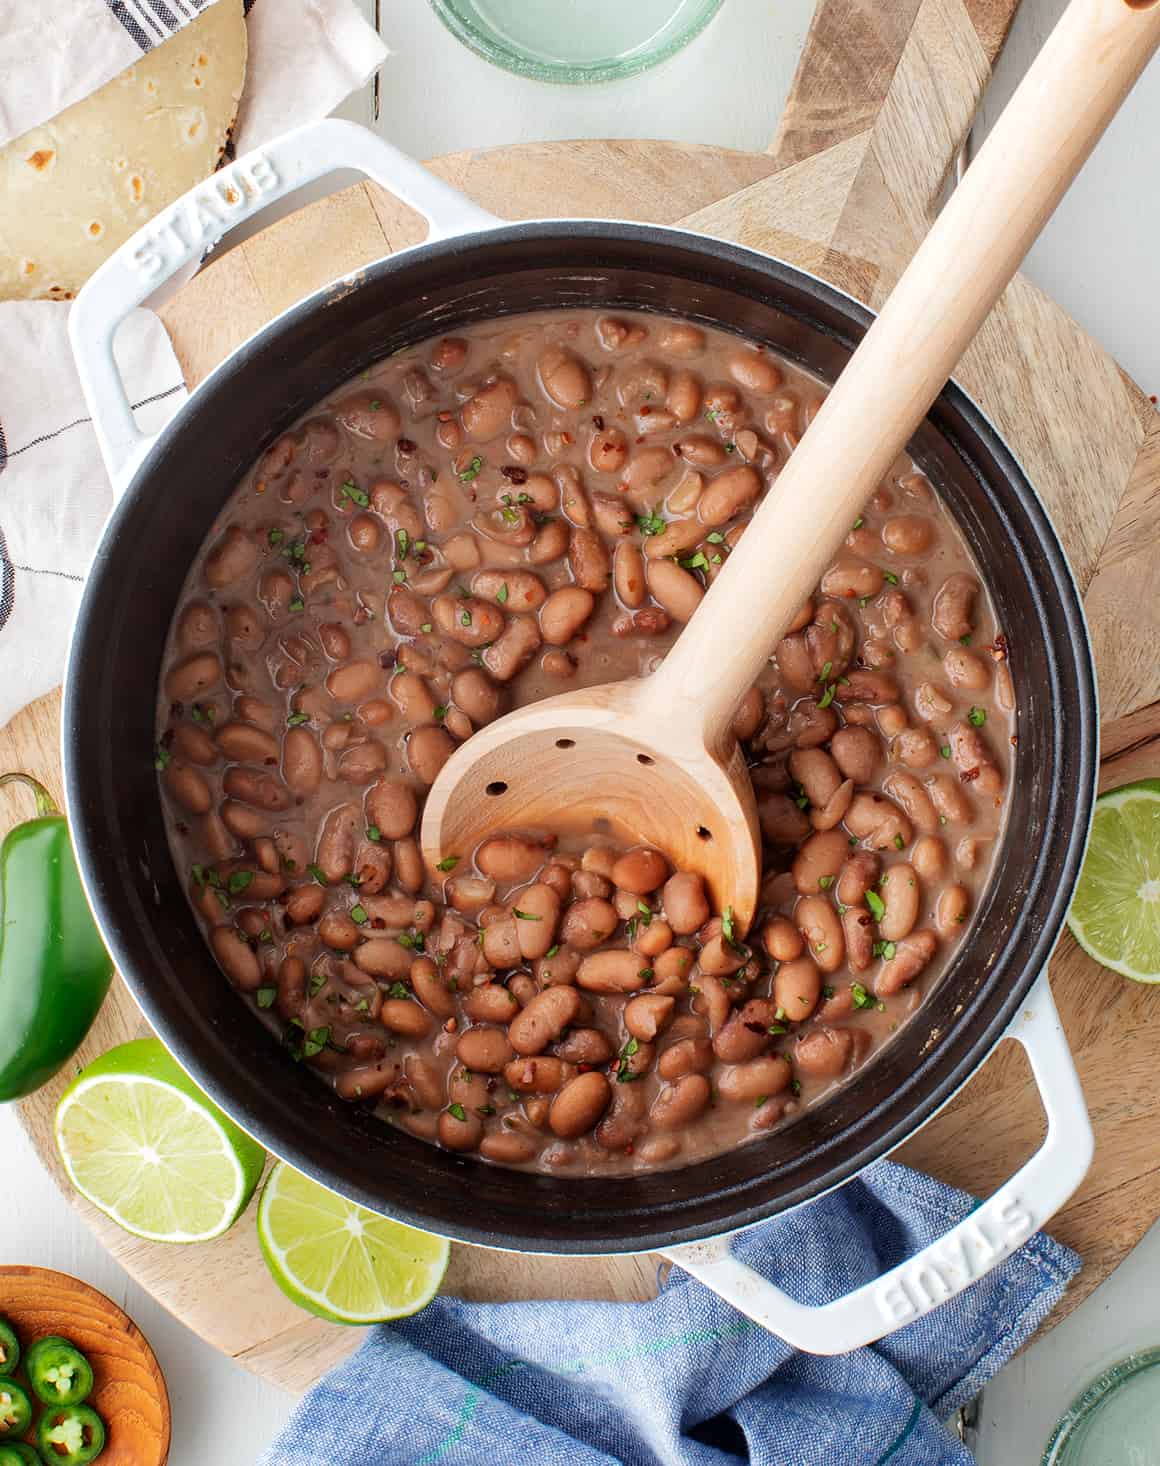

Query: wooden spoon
left=422, top=0, right=1160, bottom=931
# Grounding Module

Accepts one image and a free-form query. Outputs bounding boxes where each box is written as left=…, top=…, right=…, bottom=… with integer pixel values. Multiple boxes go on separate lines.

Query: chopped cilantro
left=366, top=825, right=382, bottom=843
left=268, top=528, right=285, bottom=547
left=154, top=745, right=172, bottom=771
left=940, top=745, right=952, bottom=759
left=545, top=944, right=559, bottom=959
left=852, top=517, right=864, bottom=530
left=893, top=833, right=905, bottom=850
left=497, top=583, right=509, bottom=604
left=303, top=1026, right=331, bottom=1058
left=386, top=982, right=411, bottom=1000
left=350, top=904, right=368, bottom=925
left=307, top=863, right=329, bottom=885
left=256, top=987, right=277, bottom=1009
left=436, top=855, right=460, bottom=872
left=851, top=983, right=877, bottom=1010
left=968, top=706, right=986, bottom=727
left=721, top=906, right=735, bottom=943
left=865, top=889, right=886, bottom=921
left=458, top=456, right=483, bottom=483
left=680, top=551, right=710, bottom=572
left=706, top=531, right=725, bottom=544
left=637, top=509, right=666, bottom=537
left=227, top=870, right=253, bottom=895
left=420, top=622, right=433, bottom=634
left=818, top=875, right=835, bottom=890
left=288, top=596, right=305, bottom=613
left=872, top=940, right=897, bottom=961
left=309, top=971, right=327, bottom=997
left=287, top=711, right=310, bottom=726
left=818, top=683, right=836, bottom=710
left=883, top=570, right=899, bottom=585
left=448, top=1102, right=468, bottom=1122
left=340, top=479, right=370, bottom=508
left=513, top=909, right=542, bottom=921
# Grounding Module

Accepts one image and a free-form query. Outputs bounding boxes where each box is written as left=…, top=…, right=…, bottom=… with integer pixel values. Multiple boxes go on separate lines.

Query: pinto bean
left=451, top=668, right=504, bottom=726
left=560, top=897, right=619, bottom=951
left=512, top=883, right=560, bottom=959
left=645, top=558, right=704, bottom=623
left=576, top=949, right=648, bottom=994
left=352, top=938, right=412, bottom=979
left=204, top=525, right=259, bottom=588
left=220, top=801, right=266, bottom=840
left=210, top=925, right=261, bottom=989
left=882, top=515, right=934, bottom=556
left=791, top=829, right=848, bottom=895
left=316, top=802, right=360, bottom=882
left=844, top=792, right=913, bottom=851
left=409, top=956, right=456, bottom=1019
left=538, top=346, right=591, bottom=410
left=698, top=464, right=760, bottom=526
left=676, top=435, right=727, bottom=468
left=365, top=779, right=418, bottom=840
left=830, top=726, right=882, bottom=784
left=895, top=727, right=940, bottom=769
left=461, top=376, right=518, bottom=440
left=666, top=369, right=702, bottom=423
left=927, top=773, right=973, bottom=825
left=937, top=884, right=971, bottom=934
left=507, top=985, right=582, bottom=1056
left=165, top=651, right=222, bottom=703
left=480, top=914, right=520, bottom=969
left=539, top=586, right=595, bottom=645
left=589, top=428, right=629, bottom=474
left=877, top=863, right=920, bottom=941
left=222, top=767, right=289, bottom=812
left=457, top=1026, right=515, bottom=1073
left=842, top=906, right=875, bottom=971
left=163, top=763, right=212, bottom=815
left=176, top=600, right=218, bottom=651
left=651, top=1073, right=711, bottom=1130
left=610, top=847, right=669, bottom=895
left=610, top=540, right=646, bottom=610
left=407, top=724, right=455, bottom=785
left=483, top=614, right=543, bottom=682
left=759, top=792, right=812, bottom=845
left=459, top=982, right=516, bottom=1025
left=731, top=686, right=765, bottom=743
left=554, top=1027, right=614, bottom=1066
left=794, top=1027, right=853, bottom=1079
left=505, top=1056, right=574, bottom=1094
left=883, top=771, right=939, bottom=834
left=655, top=1035, right=712, bottom=1080
left=718, top=1054, right=792, bottom=1104
left=550, top=1072, right=610, bottom=1138
left=943, top=647, right=991, bottom=690
left=728, top=350, right=781, bottom=394
left=318, top=910, right=361, bottom=950
left=876, top=930, right=938, bottom=996
left=911, top=835, right=948, bottom=882
left=433, top=594, right=505, bottom=649
left=658, top=323, right=705, bottom=355
left=947, top=721, right=1003, bottom=794
left=476, top=835, right=550, bottom=883
left=564, top=528, right=609, bottom=594
left=760, top=917, right=801, bottom=963
left=712, top=998, right=775, bottom=1063
left=481, top=1131, right=538, bottom=1164
left=326, top=660, right=381, bottom=703
left=376, top=998, right=432, bottom=1038
left=794, top=895, right=845, bottom=974
left=439, top=1106, right=483, bottom=1151
left=821, top=558, right=883, bottom=600
left=932, top=573, right=979, bottom=641
left=593, top=1080, right=648, bottom=1151
left=773, top=957, right=821, bottom=1021
left=281, top=726, right=322, bottom=795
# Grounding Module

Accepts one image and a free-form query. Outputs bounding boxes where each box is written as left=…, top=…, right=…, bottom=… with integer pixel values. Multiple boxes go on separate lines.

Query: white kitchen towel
left=0, top=0, right=387, bottom=727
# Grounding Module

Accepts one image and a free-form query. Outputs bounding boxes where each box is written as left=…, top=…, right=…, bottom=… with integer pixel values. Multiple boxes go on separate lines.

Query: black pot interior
left=64, top=223, right=1096, bottom=1251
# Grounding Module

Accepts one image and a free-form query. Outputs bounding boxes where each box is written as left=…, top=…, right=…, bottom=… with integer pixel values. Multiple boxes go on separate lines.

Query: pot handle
left=661, top=970, right=1091, bottom=1356
left=68, top=118, right=501, bottom=487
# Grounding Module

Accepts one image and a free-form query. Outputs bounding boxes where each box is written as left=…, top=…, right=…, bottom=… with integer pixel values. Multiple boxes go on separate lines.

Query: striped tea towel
left=0, top=0, right=387, bottom=726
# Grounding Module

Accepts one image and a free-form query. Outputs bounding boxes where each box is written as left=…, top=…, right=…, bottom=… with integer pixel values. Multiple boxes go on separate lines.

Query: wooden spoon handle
left=645, top=0, right=1160, bottom=748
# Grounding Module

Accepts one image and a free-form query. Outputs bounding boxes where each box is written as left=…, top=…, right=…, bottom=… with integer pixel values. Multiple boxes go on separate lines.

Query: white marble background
left=3, top=1, right=1159, bottom=1460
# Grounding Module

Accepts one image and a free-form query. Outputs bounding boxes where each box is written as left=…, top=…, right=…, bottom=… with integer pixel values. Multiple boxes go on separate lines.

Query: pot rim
left=63, top=219, right=1099, bottom=1253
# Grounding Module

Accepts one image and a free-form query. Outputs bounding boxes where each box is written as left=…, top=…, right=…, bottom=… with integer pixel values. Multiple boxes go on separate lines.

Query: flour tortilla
left=0, top=1, right=247, bottom=301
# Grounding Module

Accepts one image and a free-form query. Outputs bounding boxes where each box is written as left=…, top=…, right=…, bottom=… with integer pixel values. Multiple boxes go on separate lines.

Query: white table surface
left=4, top=2, right=1160, bottom=1461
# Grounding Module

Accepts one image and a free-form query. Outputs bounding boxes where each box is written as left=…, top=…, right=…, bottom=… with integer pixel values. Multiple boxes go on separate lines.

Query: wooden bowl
left=0, top=1267, right=170, bottom=1465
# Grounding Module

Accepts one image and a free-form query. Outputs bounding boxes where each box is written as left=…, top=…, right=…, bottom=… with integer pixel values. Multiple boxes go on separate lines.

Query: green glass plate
left=1043, top=1348, right=1160, bottom=1464
left=429, top=0, right=724, bottom=84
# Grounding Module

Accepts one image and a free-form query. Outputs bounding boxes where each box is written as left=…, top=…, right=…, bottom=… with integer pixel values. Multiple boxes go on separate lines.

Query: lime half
left=55, top=1038, right=265, bottom=1243
left=1068, top=778, right=1160, bottom=983
left=257, top=1162, right=449, bottom=1324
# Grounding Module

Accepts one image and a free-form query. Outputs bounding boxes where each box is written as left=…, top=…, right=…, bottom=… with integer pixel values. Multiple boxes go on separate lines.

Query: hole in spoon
left=696, top=825, right=713, bottom=841
left=555, top=738, right=575, bottom=749
left=636, top=753, right=654, bottom=766
left=485, top=781, right=508, bottom=796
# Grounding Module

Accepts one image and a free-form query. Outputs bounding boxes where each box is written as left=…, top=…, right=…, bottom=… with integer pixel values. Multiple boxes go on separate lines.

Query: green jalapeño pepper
left=0, top=1378, right=31, bottom=1437
left=0, top=1444, right=41, bottom=1466
left=25, top=1337, right=93, bottom=1407
left=0, top=1319, right=19, bottom=1376
left=36, top=1404, right=106, bottom=1464
left=0, top=774, right=112, bottom=1102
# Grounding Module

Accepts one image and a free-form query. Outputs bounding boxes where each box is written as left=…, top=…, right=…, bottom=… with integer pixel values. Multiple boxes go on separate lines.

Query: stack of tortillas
left=0, top=0, right=247, bottom=301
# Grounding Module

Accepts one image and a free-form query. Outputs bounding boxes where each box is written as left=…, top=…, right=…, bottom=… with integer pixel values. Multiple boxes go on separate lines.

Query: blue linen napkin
left=261, top=1160, right=1078, bottom=1466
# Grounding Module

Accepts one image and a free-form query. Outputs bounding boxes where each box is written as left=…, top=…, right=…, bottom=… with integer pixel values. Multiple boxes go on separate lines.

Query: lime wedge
left=55, top=1038, right=265, bottom=1243
left=1068, top=778, right=1160, bottom=983
left=257, top=1161, right=449, bottom=1324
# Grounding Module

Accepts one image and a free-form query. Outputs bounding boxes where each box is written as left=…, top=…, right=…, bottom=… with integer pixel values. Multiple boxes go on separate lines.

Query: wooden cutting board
left=8, top=0, right=1160, bottom=1391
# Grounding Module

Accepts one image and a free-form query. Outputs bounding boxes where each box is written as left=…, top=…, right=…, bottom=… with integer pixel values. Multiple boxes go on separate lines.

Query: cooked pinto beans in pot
left=157, top=309, right=1013, bottom=1174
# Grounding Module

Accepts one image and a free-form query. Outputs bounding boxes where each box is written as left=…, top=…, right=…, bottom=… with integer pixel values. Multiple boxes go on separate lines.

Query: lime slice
left=55, top=1038, right=265, bottom=1243
left=1068, top=778, right=1160, bottom=983
left=257, top=1161, right=449, bottom=1324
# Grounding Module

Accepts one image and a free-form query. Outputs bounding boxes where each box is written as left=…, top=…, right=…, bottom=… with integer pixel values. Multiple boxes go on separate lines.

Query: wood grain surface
left=8, top=0, right=1160, bottom=1393
left=0, top=1266, right=171, bottom=1465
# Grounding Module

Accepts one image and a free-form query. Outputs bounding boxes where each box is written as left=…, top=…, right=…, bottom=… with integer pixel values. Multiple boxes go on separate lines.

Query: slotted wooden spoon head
left=420, top=675, right=762, bottom=930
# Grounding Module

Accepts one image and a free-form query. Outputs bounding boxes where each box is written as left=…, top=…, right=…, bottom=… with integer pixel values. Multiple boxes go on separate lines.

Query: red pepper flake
left=500, top=465, right=528, bottom=484
left=1151, top=394, right=1157, bottom=405
left=397, top=437, right=417, bottom=455
left=577, top=1062, right=592, bottom=1073
left=592, top=414, right=605, bottom=430
left=1010, top=734, right=1019, bottom=747
left=309, top=526, right=328, bottom=544
left=623, top=1142, right=634, bottom=1156
left=640, top=406, right=652, bottom=416
left=437, top=410, right=453, bottom=422
left=989, top=632, right=1009, bottom=663
left=961, top=767, right=981, bottom=783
